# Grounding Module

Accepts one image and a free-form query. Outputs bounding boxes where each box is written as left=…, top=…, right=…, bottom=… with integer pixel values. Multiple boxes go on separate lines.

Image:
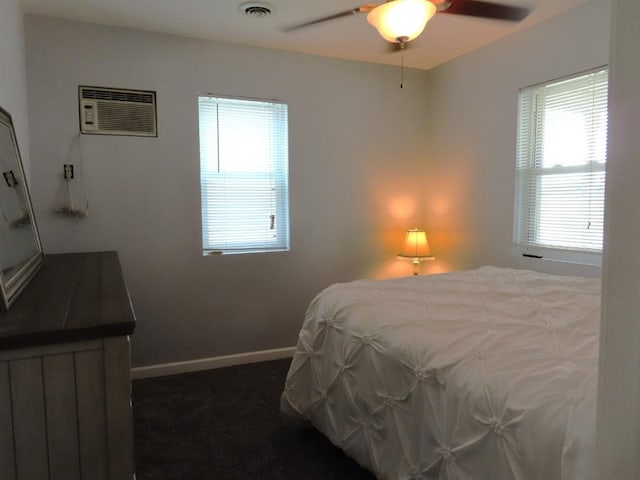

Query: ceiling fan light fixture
left=367, top=0, right=437, bottom=44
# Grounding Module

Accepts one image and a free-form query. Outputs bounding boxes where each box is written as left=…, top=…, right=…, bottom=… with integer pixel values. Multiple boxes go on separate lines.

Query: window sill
left=203, top=248, right=289, bottom=256
left=514, top=246, right=602, bottom=267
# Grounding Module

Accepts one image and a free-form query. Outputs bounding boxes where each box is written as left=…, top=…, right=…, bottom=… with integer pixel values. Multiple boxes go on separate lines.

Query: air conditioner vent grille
left=81, top=88, right=154, bottom=104
left=79, top=86, right=157, bottom=137
left=96, top=101, right=156, bottom=134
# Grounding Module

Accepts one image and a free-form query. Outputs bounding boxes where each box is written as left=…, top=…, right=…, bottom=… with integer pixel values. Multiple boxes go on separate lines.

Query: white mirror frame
left=0, top=106, right=44, bottom=310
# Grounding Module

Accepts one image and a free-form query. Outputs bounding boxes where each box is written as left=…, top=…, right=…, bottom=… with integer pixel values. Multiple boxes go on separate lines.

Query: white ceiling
left=21, top=0, right=588, bottom=70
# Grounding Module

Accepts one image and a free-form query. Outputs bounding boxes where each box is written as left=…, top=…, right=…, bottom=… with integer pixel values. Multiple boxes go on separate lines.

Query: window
left=514, top=67, right=608, bottom=265
left=199, top=95, right=289, bottom=254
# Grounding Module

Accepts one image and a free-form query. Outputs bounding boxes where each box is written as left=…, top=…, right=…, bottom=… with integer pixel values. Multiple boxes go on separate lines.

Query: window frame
left=198, top=94, right=290, bottom=256
left=513, top=67, right=609, bottom=266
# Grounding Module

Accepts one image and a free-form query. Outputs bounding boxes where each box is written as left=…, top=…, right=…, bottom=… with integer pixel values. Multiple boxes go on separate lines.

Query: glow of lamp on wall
left=397, top=228, right=434, bottom=275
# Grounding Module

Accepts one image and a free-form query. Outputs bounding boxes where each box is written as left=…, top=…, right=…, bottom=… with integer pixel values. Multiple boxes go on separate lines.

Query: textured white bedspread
left=281, top=266, right=600, bottom=480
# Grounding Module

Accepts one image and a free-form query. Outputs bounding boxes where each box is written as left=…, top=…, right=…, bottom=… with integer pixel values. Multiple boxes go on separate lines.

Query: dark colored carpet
left=132, top=358, right=376, bottom=480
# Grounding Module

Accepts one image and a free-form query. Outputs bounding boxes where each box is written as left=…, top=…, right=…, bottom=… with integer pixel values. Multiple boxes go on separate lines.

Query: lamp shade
left=367, top=0, right=437, bottom=44
left=398, top=228, right=434, bottom=260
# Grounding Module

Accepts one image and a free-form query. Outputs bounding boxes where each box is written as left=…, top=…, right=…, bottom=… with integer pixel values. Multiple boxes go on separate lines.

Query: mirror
left=0, top=106, right=44, bottom=310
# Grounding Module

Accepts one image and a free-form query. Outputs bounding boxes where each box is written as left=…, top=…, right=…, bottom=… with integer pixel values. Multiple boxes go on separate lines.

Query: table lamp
left=398, top=228, right=434, bottom=275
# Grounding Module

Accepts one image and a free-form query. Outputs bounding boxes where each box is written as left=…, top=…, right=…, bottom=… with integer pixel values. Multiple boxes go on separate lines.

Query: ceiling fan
left=283, top=0, right=531, bottom=50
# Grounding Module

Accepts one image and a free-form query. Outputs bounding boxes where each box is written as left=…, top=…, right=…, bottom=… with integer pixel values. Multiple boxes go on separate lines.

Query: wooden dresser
left=0, top=251, right=136, bottom=480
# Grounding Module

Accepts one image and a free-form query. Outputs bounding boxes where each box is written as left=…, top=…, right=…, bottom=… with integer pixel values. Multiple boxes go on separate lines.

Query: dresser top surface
left=0, top=251, right=136, bottom=350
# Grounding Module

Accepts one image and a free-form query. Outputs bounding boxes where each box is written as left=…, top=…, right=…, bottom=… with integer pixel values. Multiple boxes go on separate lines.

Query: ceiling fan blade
left=439, top=0, right=530, bottom=21
left=282, top=4, right=378, bottom=32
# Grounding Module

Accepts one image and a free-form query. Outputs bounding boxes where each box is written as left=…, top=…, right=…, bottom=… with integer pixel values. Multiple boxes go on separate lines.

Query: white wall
left=596, top=0, right=640, bottom=475
left=24, top=15, right=431, bottom=367
left=422, top=0, right=610, bottom=277
left=0, top=0, right=30, bottom=174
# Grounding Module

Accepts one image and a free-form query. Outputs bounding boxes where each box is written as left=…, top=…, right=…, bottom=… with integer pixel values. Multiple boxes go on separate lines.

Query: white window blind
left=514, top=67, right=608, bottom=264
left=199, top=95, right=289, bottom=254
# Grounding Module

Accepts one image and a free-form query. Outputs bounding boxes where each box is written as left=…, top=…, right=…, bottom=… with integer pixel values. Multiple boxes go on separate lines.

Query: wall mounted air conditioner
left=78, top=86, right=157, bottom=137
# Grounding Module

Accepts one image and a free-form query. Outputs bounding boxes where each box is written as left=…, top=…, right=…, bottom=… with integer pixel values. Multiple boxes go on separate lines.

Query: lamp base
left=412, top=259, right=420, bottom=276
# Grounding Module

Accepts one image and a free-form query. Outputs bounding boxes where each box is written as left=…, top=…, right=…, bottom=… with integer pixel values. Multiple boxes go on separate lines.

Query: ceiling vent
left=240, top=2, right=273, bottom=18
left=78, top=86, right=157, bottom=137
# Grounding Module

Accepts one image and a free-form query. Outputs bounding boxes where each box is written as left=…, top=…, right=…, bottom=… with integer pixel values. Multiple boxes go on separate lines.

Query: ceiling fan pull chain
left=400, top=55, right=404, bottom=89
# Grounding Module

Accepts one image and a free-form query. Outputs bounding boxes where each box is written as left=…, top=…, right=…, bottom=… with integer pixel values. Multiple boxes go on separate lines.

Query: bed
left=280, top=266, right=600, bottom=480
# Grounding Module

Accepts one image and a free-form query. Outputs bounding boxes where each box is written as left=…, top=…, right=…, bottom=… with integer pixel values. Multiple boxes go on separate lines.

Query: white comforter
left=281, top=266, right=600, bottom=480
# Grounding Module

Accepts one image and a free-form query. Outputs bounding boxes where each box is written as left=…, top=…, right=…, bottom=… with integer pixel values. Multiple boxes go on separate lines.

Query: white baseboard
left=131, top=346, right=296, bottom=380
